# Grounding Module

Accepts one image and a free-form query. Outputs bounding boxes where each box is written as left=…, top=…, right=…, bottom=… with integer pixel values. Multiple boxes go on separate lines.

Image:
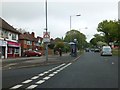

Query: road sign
left=43, top=32, right=50, bottom=43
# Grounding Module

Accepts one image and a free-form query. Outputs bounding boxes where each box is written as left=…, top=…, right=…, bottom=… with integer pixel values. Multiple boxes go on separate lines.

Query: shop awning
left=7, top=41, right=21, bottom=47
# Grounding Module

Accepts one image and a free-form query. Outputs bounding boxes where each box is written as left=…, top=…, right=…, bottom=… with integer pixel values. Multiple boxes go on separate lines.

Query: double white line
left=10, top=63, right=72, bottom=89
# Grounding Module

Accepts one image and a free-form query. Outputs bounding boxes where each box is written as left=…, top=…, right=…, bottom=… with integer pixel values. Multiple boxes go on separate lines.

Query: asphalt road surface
left=2, top=52, right=118, bottom=89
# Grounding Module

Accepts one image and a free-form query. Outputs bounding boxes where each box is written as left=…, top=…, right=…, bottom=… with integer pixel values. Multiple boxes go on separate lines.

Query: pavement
left=1, top=52, right=81, bottom=70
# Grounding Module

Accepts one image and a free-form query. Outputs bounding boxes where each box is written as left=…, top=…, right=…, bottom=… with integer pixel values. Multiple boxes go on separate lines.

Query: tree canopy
left=64, top=29, right=87, bottom=49
left=97, top=20, right=119, bottom=44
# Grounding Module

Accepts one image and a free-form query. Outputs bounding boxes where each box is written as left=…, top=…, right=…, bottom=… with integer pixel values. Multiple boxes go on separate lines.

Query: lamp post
left=79, top=27, right=88, bottom=49
left=45, top=0, right=48, bottom=62
left=70, top=14, right=81, bottom=30
left=69, top=14, right=80, bottom=57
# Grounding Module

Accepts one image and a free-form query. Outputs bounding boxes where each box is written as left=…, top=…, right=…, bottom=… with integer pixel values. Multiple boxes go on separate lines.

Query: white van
left=101, top=46, right=112, bottom=56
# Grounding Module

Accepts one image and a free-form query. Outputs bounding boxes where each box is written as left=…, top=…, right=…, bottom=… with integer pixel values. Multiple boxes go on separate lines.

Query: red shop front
left=7, top=41, right=21, bottom=58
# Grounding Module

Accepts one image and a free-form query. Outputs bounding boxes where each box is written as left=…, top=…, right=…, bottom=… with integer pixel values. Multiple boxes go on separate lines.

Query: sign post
left=43, top=32, right=50, bottom=62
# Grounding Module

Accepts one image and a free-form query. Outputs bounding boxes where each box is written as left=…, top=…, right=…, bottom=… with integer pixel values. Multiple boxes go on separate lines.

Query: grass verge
left=112, top=48, right=120, bottom=56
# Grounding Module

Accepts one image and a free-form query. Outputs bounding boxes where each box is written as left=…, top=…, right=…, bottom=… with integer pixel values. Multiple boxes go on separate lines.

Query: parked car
left=101, top=46, right=112, bottom=56
left=94, top=48, right=100, bottom=52
left=23, top=50, right=42, bottom=57
left=90, top=48, right=95, bottom=52
left=85, top=48, right=89, bottom=52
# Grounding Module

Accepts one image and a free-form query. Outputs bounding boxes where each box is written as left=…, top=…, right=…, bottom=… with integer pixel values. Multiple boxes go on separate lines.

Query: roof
left=19, top=33, right=35, bottom=41
left=34, top=37, right=43, bottom=42
left=19, top=32, right=43, bottom=42
left=0, top=17, right=21, bottom=34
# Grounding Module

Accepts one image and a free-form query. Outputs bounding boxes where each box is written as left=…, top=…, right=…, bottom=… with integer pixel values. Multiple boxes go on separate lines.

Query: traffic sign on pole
left=43, top=32, right=50, bottom=43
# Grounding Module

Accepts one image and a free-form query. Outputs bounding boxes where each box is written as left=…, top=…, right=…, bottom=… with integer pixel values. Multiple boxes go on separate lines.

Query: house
left=0, top=17, right=21, bottom=59
left=19, top=32, right=43, bottom=56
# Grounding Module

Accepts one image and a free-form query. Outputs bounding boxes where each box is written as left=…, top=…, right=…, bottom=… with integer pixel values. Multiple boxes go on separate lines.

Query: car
left=23, top=50, right=42, bottom=57
left=85, top=48, right=89, bottom=52
left=101, top=46, right=112, bottom=56
left=90, top=48, right=94, bottom=52
left=94, top=48, right=100, bottom=52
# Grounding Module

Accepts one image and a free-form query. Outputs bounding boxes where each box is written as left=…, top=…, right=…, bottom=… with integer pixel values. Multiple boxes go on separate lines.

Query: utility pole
left=45, top=0, right=48, bottom=62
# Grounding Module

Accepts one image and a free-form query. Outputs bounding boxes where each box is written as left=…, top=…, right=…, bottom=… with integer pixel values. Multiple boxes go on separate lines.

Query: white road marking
left=51, top=68, right=56, bottom=71
left=22, top=80, right=32, bottom=84
left=48, top=74, right=55, bottom=77
left=43, top=71, right=49, bottom=74
left=53, top=72, right=58, bottom=74
left=31, top=76, right=39, bottom=80
left=51, top=63, right=66, bottom=71
left=59, top=63, right=72, bottom=71
left=10, top=85, right=23, bottom=89
left=59, top=68, right=64, bottom=71
left=43, top=76, right=50, bottom=80
left=9, top=63, right=71, bottom=90
left=38, top=73, right=44, bottom=76
left=49, top=69, right=52, bottom=72
left=112, top=62, right=115, bottom=64
left=56, top=70, right=61, bottom=72
left=36, top=80, right=45, bottom=84
left=26, top=85, right=38, bottom=89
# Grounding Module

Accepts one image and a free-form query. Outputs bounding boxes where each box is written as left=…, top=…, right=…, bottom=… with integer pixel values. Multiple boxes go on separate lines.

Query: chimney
left=31, top=32, right=35, bottom=37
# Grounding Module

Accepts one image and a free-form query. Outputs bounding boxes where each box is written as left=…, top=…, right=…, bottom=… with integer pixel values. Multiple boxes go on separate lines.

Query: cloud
left=1, top=1, right=118, bottom=42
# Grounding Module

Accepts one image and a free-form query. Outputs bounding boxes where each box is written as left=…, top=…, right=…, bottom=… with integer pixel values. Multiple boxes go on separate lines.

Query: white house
left=0, top=17, right=21, bottom=59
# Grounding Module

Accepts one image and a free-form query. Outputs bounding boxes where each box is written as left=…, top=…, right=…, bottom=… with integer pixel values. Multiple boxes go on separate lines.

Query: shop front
left=7, top=41, right=21, bottom=58
left=0, top=40, right=7, bottom=59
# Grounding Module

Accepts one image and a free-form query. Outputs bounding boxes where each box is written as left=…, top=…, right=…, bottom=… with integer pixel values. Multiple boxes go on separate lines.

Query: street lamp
left=79, top=27, right=88, bottom=49
left=70, top=14, right=81, bottom=30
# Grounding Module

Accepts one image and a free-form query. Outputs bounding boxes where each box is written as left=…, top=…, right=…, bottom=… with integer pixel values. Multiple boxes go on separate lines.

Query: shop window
left=14, top=48, right=19, bottom=54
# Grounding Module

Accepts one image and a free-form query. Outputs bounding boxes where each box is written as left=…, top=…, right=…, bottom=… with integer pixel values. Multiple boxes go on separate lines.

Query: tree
left=54, top=42, right=64, bottom=51
left=64, top=29, right=87, bottom=49
left=97, top=20, right=119, bottom=44
left=90, top=34, right=106, bottom=47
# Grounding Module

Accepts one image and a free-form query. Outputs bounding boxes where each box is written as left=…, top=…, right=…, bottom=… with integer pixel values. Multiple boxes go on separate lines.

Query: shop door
left=2, top=47, right=5, bottom=59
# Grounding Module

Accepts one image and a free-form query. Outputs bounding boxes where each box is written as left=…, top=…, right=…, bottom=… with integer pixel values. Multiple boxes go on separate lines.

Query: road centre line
left=51, top=63, right=65, bottom=71
left=53, top=71, right=58, bottom=74
left=38, top=73, right=44, bottom=76
left=22, top=80, right=32, bottom=84
left=58, top=63, right=72, bottom=71
left=43, top=76, right=51, bottom=80
left=31, top=76, right=39, bottom=80
left=36, top=80, right=45, bottom=84
left=10, top=63, right=68, bottom=89
left=48, top=74, right=55, bottom=77
left=26, top=85, right=38, bottom=89
left=10, top=85, right=23, bottom=89
left=43, top=71, right=49, bottom=74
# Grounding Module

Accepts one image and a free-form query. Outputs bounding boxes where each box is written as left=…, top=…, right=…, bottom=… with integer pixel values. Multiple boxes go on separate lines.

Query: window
left=14, top=48, right=19, bottom=54
left=27, top=41, right=32, bottom=45
left=12, top=33, right=16, bottom=40
left=24, top=40, right=27, bottom=44
left=1, top=30, right=8, bottom=39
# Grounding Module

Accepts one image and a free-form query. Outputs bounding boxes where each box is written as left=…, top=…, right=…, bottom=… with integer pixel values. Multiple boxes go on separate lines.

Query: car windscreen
left=103, top=48, right=111, bottom=51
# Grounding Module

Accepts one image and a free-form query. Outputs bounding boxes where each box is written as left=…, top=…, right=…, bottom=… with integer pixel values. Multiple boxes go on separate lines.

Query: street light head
left=76, top=14, right=81, bottom=16
left=85, top=27, right=88, bottom=29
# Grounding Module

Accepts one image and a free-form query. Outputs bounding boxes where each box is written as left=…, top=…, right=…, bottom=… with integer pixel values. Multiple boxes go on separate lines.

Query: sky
left=0, top=0, right=119, bottom=42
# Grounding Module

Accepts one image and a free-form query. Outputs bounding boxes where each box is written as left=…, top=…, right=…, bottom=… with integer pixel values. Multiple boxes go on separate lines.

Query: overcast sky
left=0, top=0, right=119, bottom=42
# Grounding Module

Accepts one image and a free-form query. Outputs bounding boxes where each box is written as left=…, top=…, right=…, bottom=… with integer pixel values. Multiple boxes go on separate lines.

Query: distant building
left=0, top=17, right=21, bottom=59
left=19, top=32, right=43, bottom=56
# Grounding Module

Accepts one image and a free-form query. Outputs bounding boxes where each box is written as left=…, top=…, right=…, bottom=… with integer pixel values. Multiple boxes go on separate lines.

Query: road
left=2, top=52, right=118, bottom=89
